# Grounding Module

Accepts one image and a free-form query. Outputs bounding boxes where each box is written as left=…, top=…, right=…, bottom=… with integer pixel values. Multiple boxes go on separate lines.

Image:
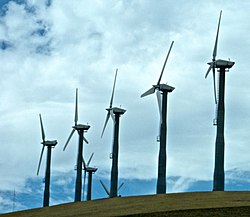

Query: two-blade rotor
left=205, top=10, right=222, bottom=105
left=37, top=114, right=46, bottom=176
left=141, top=41, right=174, bottom=98
left=101, top=69, right=118, bottom=138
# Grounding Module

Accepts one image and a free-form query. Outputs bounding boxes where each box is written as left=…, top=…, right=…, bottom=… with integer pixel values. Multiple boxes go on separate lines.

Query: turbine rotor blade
left=101, top=111, right=110, bottom=138
left=212, top=67, right=217, bottom=104
left=157, top=41, right=174, bottom=85
left=82, top=155, right=87, bottom=170
left=74, top=88, right=78, bottom=126
left=205, top=65, right=213, bottom=78
left=100, top=180, right=110, bottom=196
left=109, top=69, right=118, bottom=108
left=39, top=114, right=45, bottom=143
left=213, top=10, right=222, bottom=60
left=63, top=129, right=76, bottom=151
left=141, top=87, right=155, bottom=98
left=118, top=182, right=125, bottom=191
left=87, top=152, right=94, bottom=167
left=156, top=90, right=162, bottom=118
left=110, top=109, right=115, bottom=122
left=83, top=135, right=89, bottom=144
left=37, top=145, right=45, bottom=176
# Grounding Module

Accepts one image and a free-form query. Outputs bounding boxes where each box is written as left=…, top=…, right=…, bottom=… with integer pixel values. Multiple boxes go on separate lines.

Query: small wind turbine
left=63, top=88, right=90, bottom=202
left=82, top=153, right=97, bottom=201
left=141, top=41, right=175, bottom=194
left=37, top=114, right=57, bottom=207
left=101, top=69, right=126, bottom=198
left=205, top=10, right=234, bottom=191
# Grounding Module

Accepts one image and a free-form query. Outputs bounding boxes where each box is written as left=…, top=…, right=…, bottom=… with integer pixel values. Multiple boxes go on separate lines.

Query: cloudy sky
left=1, top=0, right=250, bottom=213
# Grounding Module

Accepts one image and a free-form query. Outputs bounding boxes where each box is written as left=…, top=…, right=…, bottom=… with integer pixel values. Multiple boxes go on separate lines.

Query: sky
left=1, top=0, right=250, bottom=213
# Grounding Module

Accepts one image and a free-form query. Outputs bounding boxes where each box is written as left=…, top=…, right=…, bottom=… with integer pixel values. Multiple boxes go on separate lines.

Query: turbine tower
left=37, top=114, right=57, bottom=207
left=63, top=88, right=90, bottom=202
left=82, top=153, right=98, bottom=201
left=101, top=69, right=126, bottom=198
left=205, top=10, right=234, bottom=191
left=141, top=41, right=175, bottom=194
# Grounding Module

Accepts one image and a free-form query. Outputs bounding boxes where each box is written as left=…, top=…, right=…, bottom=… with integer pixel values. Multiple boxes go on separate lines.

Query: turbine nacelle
left=154, top=84, right=175, bottom=92
left=112, top=107, right=126, bottom=115
left=207, top=59, right=235, bottom=70
left=73, top=124, right=90, bottom=131
left=86, top=167, right=98, bottom=173
left=41, top=140, right=57, bottom=147
left=141, top=84, right=175, bottom=98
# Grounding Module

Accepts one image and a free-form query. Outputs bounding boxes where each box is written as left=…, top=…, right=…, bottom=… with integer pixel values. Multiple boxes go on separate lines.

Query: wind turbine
left=101, top=69, right=126, bottom=198
left=82, top=153, right=98, bottom=201
left=205, top=10, right=234, bottom=191
left=63, top=88, right=90, bottom=202
left=141, top=41, right=175, bottom=194
left=37, top=114, right=57, bottom=207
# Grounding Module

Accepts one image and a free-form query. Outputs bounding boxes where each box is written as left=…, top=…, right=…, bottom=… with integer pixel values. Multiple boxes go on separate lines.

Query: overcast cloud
left=1, top=0, right=250, bottom=212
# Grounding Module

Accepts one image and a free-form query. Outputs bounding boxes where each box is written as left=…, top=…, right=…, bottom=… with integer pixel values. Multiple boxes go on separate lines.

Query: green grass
left=2, top=191, right=250, bottom=216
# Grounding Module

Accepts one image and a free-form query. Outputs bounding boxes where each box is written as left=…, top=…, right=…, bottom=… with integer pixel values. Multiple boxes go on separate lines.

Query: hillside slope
left=2, top=191, right=250, bottom=217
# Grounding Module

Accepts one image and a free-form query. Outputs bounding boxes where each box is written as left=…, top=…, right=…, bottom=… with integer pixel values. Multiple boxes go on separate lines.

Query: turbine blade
left=39, top=114, right=45, bottom=143
left=37, top=145, right=45, bottom=176
left=87, top=152, right=94, bottom=167
left=205, top=65, right=212, bottom=78
left=83, top=170, right=87, bottom=201
left=109, top=69, right=118, bottom=108
left=100, top=180, right=110, bottom=196
left=83, top=135, right=89, bottom=144
left=110, top=109, right=115, bottom=122
left=156, top=90, right=162, bottom=118
left=63, top=129, right=75, bottom=151
left=82, top=155, right=87, bottom=170
left=157, top=41, right=174, bottom=85
left=101, top=111, right=110, bottom=138
left=213, top=10, right=222, bottom=60
left=118, top=182, right=125, bottom=191
left=212, top=67, right=218, bottom=104
left=74, top=88, right=78, bottom=126
left=141, top=87, right=155, bottom=98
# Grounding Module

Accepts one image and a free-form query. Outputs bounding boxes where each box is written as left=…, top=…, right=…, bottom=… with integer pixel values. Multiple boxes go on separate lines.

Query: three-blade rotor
left=141, top=41, right=174, bottom=98
left=101, top=69, right=118, bottom=138
left=205, top=10, right=222, bottom=105
left=63, top=88, right=88, bottom=151
left=141, top=41, right=174, bottom=120
left=82, top=152, right=95, bottom=200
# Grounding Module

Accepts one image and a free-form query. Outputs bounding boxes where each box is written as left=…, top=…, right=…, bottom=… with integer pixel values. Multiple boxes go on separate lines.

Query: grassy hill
left=2, top=191, right=250, bottom=216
